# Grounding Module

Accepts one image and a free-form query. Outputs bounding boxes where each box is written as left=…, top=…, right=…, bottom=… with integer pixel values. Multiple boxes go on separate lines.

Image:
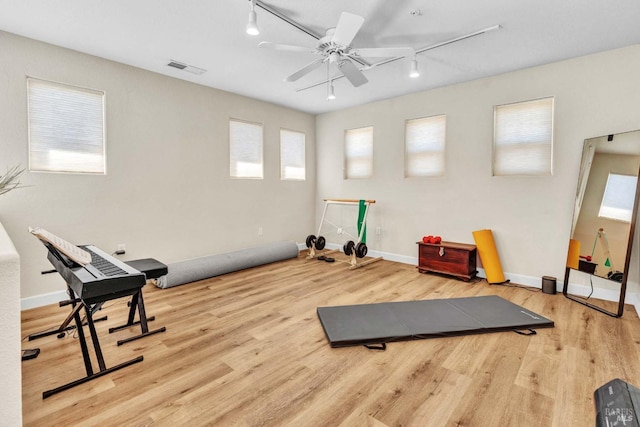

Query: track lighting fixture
left=409, top=56, right=420, bottom=78
left=326, top=61, right=336, bottom=100
left=327, top=81, right=336, bottom=100
left=246, top=0, right=260, bottom=36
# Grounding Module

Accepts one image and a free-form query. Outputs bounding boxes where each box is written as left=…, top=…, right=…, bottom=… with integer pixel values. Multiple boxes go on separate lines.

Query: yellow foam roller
left=566, top=239, right=580, bottom=270
left=472, top=229, right=506, bottom=284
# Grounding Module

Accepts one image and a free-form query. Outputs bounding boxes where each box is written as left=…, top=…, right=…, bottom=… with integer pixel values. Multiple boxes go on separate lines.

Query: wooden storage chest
left=417, top=241, right=477, bottom=281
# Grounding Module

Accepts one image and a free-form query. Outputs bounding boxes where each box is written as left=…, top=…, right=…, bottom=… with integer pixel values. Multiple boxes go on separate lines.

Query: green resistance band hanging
left=357, top=200, right=367, bottom=244
left=591, top=231, right=612, bottom=268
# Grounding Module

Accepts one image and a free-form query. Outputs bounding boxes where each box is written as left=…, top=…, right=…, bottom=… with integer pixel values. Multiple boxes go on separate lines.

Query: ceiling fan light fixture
left=246, top=0, right=259, bottom=36
left=410, top=57, right=420, bottom=78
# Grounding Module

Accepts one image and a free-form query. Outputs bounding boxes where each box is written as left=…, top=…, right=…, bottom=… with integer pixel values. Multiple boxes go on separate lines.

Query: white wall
left=0, top=30, right=316, bottom=301
left=0, top=222, right=22, bottom=425
left=1, top=33, right=638, bottom=307
left=316, top=45, right=640, bottom=299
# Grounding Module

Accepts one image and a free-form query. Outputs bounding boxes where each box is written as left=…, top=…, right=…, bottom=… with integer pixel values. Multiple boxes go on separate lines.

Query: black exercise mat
left=317, top=295, right=554, bottom=347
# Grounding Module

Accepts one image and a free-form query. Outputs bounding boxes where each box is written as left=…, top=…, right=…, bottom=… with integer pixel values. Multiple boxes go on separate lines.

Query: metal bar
left=362, top=25, right=502, bottom=68
left=43, top=356, right=143, bottom=399
left=255, top=0, right=322, bottom=40
left=117, top=327, right=166, bottom=346
left=416, top=25, right=501, bottom=55
left=126, top=292, right=139, bottom=326
left=136, top=291, right=150, bottom=334
left=562, top=267, right=623, bottom=318
left=317, top=201, right=331, bottom=237
left=324, top=198, right=376, bottom=204
left=109, top=316, right=155, bottom=334
left=74, top=304, right=94, bottom=376
left=28, top=314, right=107, bottom=341
left=85, top=304, right=107, bottom=371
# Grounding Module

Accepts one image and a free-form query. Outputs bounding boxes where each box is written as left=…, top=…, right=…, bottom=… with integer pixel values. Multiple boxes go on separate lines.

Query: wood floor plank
left=21, top=253, right=640, bottom=426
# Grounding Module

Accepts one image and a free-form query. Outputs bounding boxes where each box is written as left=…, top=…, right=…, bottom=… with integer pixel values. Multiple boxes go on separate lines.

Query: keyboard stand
left=108, top=289, right=166, bottom=345
left=108, top=258, right=168, bottom=345
left=34, top=241, right=145, bottom=399
left=27, top=275, right=107, bottom=342
left=43, top=297, right=143, bottom=399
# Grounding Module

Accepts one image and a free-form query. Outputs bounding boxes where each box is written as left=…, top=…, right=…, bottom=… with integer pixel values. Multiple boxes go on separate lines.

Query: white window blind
left=493, top=97, right=553, bottom=176
left=229, top=119, right=263, bottom=179
left=405, top=115, right=446, bottom=177
left=280, top=129, right=305, bottom=180
left=28, top=78, right=106, bottom=174
left=598, top=173, right=638, bottom=222
left=345, top=126, right=373, bottom=179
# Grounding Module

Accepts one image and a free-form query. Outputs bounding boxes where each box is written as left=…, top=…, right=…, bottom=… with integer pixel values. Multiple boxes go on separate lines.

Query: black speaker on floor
left=594, top=378, right=640, bottom=427
left=542, top=276, right=556, bottom=294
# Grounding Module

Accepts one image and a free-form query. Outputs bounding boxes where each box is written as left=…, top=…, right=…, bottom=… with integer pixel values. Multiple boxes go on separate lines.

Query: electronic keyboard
left=46, top=244, right=145, bottom=305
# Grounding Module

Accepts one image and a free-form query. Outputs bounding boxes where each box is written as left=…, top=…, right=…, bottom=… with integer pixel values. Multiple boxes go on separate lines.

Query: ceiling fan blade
left=337, top=59, right=368, bottom=87
left=258, top=41, right=316, bottom=54
left=351, top=47, right=415, bottom=58
left=331, top=12, right=365, bottom=47
left=285, top=59, right=325, bottom=82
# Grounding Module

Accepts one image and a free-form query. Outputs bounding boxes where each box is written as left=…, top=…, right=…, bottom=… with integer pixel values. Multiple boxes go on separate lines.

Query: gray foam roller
left=155, top=240, right=299, bottom=289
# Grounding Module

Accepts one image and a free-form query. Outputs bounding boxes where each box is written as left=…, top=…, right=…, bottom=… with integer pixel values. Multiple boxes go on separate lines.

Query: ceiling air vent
left=167, top=60, right=207, bottom=75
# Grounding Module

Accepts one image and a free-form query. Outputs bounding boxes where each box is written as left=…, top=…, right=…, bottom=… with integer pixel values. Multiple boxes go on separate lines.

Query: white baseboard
left=21, top=289, right=68, bottom=310
left=367, top=246, right=640, bottom=316
left=22, top=244, right=640, bottom=316
left=367, top=248, right=417, bottom=265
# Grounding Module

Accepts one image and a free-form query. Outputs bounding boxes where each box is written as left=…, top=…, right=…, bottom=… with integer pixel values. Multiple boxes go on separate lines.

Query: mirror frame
left=562, top=134, right=640, bottom=317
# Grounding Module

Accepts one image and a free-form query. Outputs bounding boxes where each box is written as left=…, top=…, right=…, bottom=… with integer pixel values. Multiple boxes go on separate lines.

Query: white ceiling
left=1, top=0, right=639, bottom=115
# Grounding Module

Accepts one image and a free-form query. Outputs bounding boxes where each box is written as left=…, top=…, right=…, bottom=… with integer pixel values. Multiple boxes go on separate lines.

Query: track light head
left=327, top=82, right=336, bottom=100
left=246, top=1, right=259, bottom=35
left=409, top=57, right=420, bottom=78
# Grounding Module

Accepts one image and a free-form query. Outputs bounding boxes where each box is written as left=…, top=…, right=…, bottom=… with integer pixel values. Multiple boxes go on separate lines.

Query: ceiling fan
left=258, top=12, right=416, bottom=88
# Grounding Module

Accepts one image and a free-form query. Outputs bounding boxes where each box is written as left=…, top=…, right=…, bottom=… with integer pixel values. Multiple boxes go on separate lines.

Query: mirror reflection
left=570, top=130, right=640, bottom=281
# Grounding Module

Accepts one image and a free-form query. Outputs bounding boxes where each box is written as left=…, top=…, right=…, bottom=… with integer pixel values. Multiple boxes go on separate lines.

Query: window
left=28, top=78, right=105, bottom=174
left=344, top=126, right=373, bottom=179
left=229, top=119, right=263, bottom=179
left=598, top=173, right=638, bottom=222
left=405, top=115, right=446, bottom=177
left=280, top=129, right=305, bottom=180
left=493, top=97, right=554, bottom=176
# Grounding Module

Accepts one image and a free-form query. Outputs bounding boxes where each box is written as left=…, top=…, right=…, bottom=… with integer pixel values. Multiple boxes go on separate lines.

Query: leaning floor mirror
left=563, top=130, right=640, bottom=317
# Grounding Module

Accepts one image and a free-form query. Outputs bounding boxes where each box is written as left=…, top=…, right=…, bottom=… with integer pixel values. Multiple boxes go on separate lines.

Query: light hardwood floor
left=21, top=252, right=640, bottom=426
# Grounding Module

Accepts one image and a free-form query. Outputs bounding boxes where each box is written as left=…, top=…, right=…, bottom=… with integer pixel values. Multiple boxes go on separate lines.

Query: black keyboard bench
left=125, top=258, right=168, bottom=281
left=108, top=258, right=167, bottom=345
